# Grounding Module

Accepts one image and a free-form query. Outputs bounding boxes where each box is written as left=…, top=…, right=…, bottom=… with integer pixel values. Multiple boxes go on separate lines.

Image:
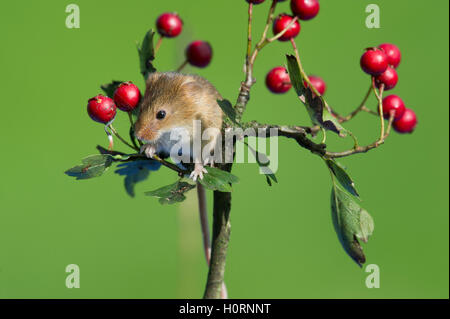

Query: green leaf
left=286, top=55, right=346, bottom=137
left=145, top=180, right=196, bottom=205
left=217, top=99, right=239, bottom=126
left=198, top=166, right=239, bottom=192
left=244, top=141, right=278, bottom=185
left=100, top=81, right=123, bottom=98
left=129, top=126, right=139, bottom=150
left=65, top=155, right=114, bottom=180
left=137, top=29, right=156, bottom=79
left=331, top=184, right=374, bottom=267
left=326, top=159, right=359, bottom=197
left=285, top=55, right=306, bottom=98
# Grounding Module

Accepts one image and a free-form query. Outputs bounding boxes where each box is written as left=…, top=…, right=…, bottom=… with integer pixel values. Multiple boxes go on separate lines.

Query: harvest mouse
left=134, top=72, right=224, bottom=181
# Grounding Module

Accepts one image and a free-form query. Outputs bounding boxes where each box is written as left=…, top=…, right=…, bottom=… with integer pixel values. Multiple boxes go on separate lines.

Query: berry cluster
left=87, top=82, right=141, bottom=124
left=266, top=0, right=323, bottom=96
left=262, top=0, right=416, bottom=135
left=360, top=44, right=417, bottom=133
left=271, top=0, right=320, bottom=42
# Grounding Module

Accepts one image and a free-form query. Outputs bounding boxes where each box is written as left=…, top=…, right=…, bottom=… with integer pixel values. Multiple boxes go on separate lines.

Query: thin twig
left=246, top=3, right=253, bottom=59
left=361, top=106, right=378, bottom=116
left=176, top=60, right=189, bottom=72
left=154, top=35, right=163, bottom=55
left=108, top=124, right=138, bottom=151
left=152, top=154, right=187, bottom=175
left=373, top=79, right=385, bottom=141
left=338, top=83, right=373, bottom=122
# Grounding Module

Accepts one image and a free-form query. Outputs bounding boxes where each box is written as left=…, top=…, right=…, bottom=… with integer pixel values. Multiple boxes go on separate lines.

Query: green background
left=0, top=0, right=448, bottom=298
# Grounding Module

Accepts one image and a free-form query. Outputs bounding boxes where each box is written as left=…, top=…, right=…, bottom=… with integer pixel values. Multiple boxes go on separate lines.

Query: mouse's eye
left=156, top=110, right=166, bottom=120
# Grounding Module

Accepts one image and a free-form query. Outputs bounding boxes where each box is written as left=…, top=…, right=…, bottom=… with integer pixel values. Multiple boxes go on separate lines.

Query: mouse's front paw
left=190, top=163, right=208, bottom=182
left=140, top=144, right=156, bottom=159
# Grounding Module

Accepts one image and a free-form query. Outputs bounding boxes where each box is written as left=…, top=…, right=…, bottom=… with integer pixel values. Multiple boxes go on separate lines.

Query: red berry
left=382, top=95, right=405, bottom=120
left=305, top=75, right=326, bottom=95
left=291, top=0, right=320, bottom=20
left=266, top=67, right=292, bottom=94
left=186, top=41, right=213, bottom=68
left=273, top=14, right=301, bottom=41
left=156, top=13, right=183, bottom=38
left=113, top=82, right=141, bottom=112
left=393, top=108, right=417, bottom=134
left=360, top=48, right=388, bottom=76
left=246, top=0, right=265, bottom=3
left=375, top=66, right=398, bottom=90
left=87, top=95, right=117, bottom=124
left=378, top=43, right=401, bottom=68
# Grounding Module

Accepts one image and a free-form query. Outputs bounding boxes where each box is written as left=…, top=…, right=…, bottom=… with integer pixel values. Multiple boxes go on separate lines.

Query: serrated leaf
left=137, top=29, right=157, bottom=79
left=326, top=159, right=359, bottom=197
left=115, top=160, right=161, bottom=197
left=286, top=55, right=346, bottom=137
left=285, top=55, right=306, bottom=97
left=198, top=166, right=239, bottom=192
left=217, top=99, right=238, bottom=126
left=100, top=81, right=123, bottom=98
left=145, top=181, right=195, bottom=205
left=331, top=184, right=374, bottom=267
left=65, top=155, right=114, bottom=180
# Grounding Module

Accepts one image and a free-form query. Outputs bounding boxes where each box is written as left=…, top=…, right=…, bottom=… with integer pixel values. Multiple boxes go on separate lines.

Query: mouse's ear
left=180, top=79, right=203, bottom=97
left=145, top=72, right=161, bottom=87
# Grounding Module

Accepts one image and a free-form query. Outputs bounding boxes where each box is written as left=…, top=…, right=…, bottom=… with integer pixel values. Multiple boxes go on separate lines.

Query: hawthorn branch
left=325, top=113, right=394, bottom=158
left=240, top=115, right=394, bottom=159
left=203, top=0, right=393, bottom=299
left=240, top=121, right=327, bottom=156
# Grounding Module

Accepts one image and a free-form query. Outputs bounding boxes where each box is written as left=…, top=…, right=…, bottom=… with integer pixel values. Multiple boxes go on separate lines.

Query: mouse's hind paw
left=190, top=163, right=208, bottom=182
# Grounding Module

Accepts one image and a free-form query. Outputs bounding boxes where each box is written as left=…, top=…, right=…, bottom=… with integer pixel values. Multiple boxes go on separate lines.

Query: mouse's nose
left=134, top=125, right=155, bottom=143
left=134, top=129, right=145, bottom=142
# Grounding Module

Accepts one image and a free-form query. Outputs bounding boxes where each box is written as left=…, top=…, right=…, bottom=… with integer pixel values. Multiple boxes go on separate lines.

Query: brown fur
left=134, top=72, right=223, bottom=157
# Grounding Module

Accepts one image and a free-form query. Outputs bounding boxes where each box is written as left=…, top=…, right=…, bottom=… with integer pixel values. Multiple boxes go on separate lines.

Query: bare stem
left=241, top=120, right=395, bottom=159
left=372, top=77, right=385, bottom=141
left=197, top=182, right=211, bottom=265
left=151, top=154, right=187, bottom=175
left=108, top=124, right=138, bottom=151
left=338, top=83, right=373, bottom=122
left=203, top=165, right=233, bottom=299
left=154, top=36, right=163, bottom=55
left=176, top=60, right=189, bottom=72
left=246, top=3, right=253, bottom=59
